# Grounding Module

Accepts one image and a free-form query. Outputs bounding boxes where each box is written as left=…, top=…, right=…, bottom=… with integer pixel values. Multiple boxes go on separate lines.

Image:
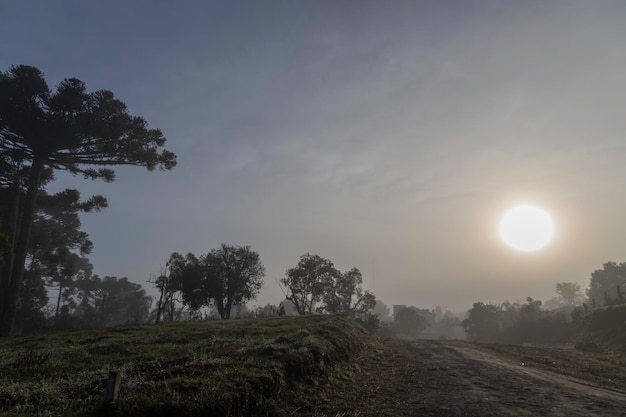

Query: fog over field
left=3, top=0, right=626, bottom=311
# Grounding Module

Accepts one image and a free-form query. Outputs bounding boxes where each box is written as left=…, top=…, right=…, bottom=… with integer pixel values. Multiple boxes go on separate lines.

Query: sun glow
left=499, top=205, right=554, bottom=252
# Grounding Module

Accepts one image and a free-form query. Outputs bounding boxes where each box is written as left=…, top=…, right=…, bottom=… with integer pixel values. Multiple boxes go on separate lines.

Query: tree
left=280, top=253, right=339, bottom=315
left=394, top=307, right=428, bottom=338
left=1, top=186, right=101, bottom=331
left=518, top=297, right=543, bottom=322
left=0, top=232, right=10, bottom=265
left=0, top=65, right=176, bottom=335
left=14, top=267, right=50, bottom=334
left=174, top=244, right=265, bottom=319
left=150, top=253, right=185, bottom=324
left=71, top=275, right=152, bottom=328
left=554, top=282, right=585, bottom=307
left=279, top=298, right=298, bottom=316
left=461, top=302, right=502, bottom=342
left=47, top=253, right=93, bottom=325
left=321, top=267, right=376, bottom=317
left=587, top=262, right=626, bottom=307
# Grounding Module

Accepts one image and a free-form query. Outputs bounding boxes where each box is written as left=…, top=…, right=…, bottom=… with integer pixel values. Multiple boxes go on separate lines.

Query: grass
left=0, top=315, right=368, bottom=417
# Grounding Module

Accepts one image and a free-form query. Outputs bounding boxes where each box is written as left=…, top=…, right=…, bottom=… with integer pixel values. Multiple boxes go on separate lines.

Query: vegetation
left=321, top=267, right=376, bottom=316
left=0, top=65, right=176, bottom=336
left=0, top=315, right=367, bottom=417
left=461, top=297, right=581, bottom=345
left=587, top=262, right=626, bottom=307
left=149, top=257, right=183, bottom=324
left=394, top=307, right=430, bottom=338
left=280, top=253, right=375, bottom=317
left=167, top=244, right=265, bottom=320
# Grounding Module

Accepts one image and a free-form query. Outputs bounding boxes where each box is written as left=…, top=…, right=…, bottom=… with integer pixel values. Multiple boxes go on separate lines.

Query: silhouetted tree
left=14, top=267, right=49, bottom=334
left=0, top=232, right=10, bottom=265
left=47, top=253, right=92, bottom=325
left=4, top=188, right=102, bottom=331
left=519, top=297, right=543, bottom=322
left=321, top=267, right=376, bottom=317
left=586, top=262, right=626, bottom=307
left=394, top=307, right=428, bottom=338
left=150, top=253, right=185, bottom=324
left=462, top=302, right=502, bottom=342
left=0, top=65, right=176, bottom=335
left=554, top=282, right=585, bottom=306
left=174, top=244, right=265, bottom=319
left=281, top=254, right=339, bottom=315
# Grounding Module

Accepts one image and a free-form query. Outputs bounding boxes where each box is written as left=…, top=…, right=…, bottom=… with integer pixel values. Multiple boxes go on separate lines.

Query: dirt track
left=283, top=339, right=626, bottom=417
left=410, top=340, right=626, bottom=417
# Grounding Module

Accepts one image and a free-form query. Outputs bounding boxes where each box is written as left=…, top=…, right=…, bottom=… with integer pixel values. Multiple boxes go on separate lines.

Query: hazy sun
left=499, top=205, right=554, bottom=252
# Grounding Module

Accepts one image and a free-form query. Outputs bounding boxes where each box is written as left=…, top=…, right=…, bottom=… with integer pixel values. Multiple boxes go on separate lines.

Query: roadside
left=280, top=338, right=626, bottom=417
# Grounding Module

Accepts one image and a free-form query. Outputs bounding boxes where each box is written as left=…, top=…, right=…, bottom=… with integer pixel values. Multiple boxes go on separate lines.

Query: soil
left=279, top=338, right=626, bottom=417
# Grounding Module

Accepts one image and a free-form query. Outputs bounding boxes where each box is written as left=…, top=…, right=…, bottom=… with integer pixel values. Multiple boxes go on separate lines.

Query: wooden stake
left=104, top=370, right=122, bottom=403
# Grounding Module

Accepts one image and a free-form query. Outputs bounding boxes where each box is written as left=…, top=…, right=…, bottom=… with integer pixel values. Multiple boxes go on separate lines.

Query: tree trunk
left=216, top=299, right=226, bottom=319
left=0, top=157, right=44, bottom=337
left=154, top=289, right=165, bottom=324
left=287, top=295, right=305, bottom=316
left=166, top=294, right=175, bottom=321
left=225, top=298, right=233, bottom=320
left=55, top=282, right=64, bottom=323
left=100, top=294, right=107, bottom=327
left=0, top=183, right=21, bottom=326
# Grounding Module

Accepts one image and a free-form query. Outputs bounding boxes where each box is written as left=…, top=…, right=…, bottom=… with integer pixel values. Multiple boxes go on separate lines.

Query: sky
left=2, top=0, right=626, bottom=312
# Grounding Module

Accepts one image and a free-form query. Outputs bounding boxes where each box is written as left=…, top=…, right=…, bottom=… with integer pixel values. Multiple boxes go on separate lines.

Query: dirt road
left=282, top=339, right=626, bottom=417
left=410, top=340, right=626, bottom=417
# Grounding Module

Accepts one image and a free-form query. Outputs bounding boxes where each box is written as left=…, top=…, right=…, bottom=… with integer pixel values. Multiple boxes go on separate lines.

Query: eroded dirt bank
left=281, top=339, right=626, bottom=417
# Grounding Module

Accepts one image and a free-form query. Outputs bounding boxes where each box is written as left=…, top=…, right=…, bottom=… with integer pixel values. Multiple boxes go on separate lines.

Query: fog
left=4, top=0, right=626, bottom=311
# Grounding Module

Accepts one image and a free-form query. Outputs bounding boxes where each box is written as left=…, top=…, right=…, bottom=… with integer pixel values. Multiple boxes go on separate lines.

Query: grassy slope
left=0, top=315, right=368, bottom=417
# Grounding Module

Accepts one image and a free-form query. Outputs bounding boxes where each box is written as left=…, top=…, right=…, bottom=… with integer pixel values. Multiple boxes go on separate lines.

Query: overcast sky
left=2, top=0, right=626, bottom=311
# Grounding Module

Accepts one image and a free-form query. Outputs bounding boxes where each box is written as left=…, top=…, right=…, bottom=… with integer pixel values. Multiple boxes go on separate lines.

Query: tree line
left=0, top=65, right=378, bottom=335
left=151, top=248, right=376, bottom=322
left=460, top=262, right=626, bottom=344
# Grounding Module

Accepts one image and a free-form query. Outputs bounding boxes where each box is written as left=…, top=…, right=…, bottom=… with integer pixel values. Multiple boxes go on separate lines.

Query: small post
left=104, top=370, right=122, bottom=403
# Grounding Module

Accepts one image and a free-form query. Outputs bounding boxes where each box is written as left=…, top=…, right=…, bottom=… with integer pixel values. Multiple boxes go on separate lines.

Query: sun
left=499, top=205, right=554, bottom=252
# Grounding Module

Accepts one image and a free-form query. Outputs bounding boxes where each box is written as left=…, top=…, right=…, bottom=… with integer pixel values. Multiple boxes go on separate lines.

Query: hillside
left=0, top=315, right=368, bottom=417
left=2, top=308, right=625, bottom=416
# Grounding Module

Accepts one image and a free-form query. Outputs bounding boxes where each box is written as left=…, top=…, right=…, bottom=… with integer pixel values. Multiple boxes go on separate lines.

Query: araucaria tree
left=0, top=65, right=176, bottom=335
left=173, top=244, right=265, bottom=319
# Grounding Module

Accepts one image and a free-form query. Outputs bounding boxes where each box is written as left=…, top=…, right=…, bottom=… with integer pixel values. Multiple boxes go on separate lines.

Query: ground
left=280, top=338, right=626, bottom=417
left=2, top=317, right=625, bottom=416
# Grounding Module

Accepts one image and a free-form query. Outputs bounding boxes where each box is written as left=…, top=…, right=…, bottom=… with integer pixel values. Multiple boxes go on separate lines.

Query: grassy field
left=0, top=315, right=368, bottom=417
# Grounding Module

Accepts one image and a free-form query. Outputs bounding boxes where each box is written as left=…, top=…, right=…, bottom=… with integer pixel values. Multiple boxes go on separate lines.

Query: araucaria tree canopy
left=0, top=65, right=176, bottom=336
